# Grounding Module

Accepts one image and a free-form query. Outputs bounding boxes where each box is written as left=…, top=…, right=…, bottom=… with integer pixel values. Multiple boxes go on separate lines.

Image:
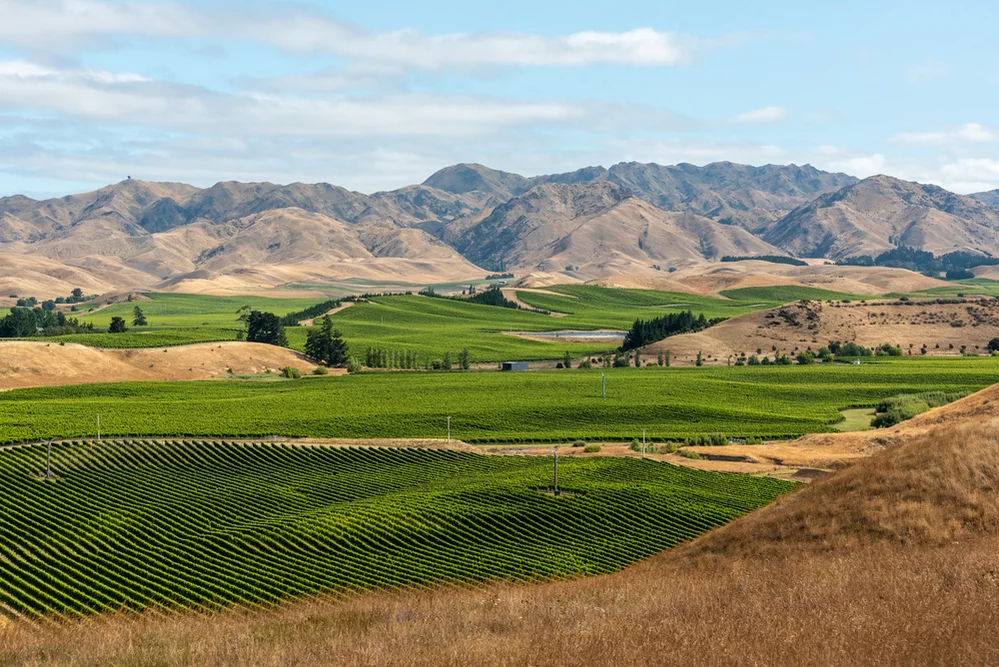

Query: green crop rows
left=0, top=440, right=794, bottom=619
left=1, top=358, right=995, bottom=444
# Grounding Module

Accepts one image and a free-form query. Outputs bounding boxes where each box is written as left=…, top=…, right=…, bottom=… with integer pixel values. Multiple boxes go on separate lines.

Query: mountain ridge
left=3, top=162, right=999, bottom=295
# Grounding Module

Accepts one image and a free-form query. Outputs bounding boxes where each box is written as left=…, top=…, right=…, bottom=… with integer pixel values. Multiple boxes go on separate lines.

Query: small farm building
left=501, top=361, right=529, bottom=371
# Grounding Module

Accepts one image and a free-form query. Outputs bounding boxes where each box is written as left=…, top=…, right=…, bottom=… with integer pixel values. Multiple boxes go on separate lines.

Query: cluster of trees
left=279, top=299, right=341, bottom=327
left=14, top=289, right=96, bottom=311
left=363, top=347, right=472, bottom=371
left=239, top=309, right=287, bottom=347
left=621, top=311, right=719, bottom=351
left=304, top=316, right=348, bottom=366
left=421, top=285, right=521, bottom=310
left=0, top=308, right=95, bottom=338
left=838, top=247, right=999, bottom=277
left=720, top=255, right=807, bottom=267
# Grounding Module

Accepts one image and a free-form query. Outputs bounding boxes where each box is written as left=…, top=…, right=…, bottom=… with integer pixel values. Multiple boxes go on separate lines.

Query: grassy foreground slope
left=0, top=440, right=792, bottom=619
left=1, top=359, right=996, bottom=444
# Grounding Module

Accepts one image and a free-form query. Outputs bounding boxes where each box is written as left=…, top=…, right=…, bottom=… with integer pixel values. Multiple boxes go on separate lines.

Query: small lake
left=522, top=331, right=626, bottom=340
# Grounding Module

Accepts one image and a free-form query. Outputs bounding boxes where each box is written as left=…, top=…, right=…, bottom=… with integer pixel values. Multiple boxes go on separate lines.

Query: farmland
left=33, top=285, right=872, bottom=362
left=1, top=358, right=995, bottom=444
left=0, top=440, right=794, bottom=618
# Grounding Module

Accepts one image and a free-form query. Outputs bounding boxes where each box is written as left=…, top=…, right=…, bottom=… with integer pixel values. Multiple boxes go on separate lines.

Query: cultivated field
left=26, top=284, right=870, bottom=363
left=1, top=359, right=996, bottom=444
left=0, top=440, right=792, bottom=619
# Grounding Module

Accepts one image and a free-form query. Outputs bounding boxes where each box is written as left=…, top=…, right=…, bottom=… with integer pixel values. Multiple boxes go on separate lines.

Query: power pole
left=553, top=446, right=559, bottom=497
left=447, top=416, right=451, bottom=444
left=642, top=428, right=647, bottom=458
left=97, top=414, right=101, bottom=442
left=601, top=373, right=606, bottom=399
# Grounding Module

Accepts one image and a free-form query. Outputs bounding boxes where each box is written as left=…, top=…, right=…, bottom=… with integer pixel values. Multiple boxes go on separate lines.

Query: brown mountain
left=451, top=182, right=782, bottom=275
left=970, top=190, right=999, bottom=208
left=763, top=175, right=999, bottom=259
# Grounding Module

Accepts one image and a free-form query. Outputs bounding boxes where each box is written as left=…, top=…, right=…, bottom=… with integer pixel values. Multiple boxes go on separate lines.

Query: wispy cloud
left=728, top=106, right=787, bottom=124
left=0, top=60, right=578, bottom=136
left=891, top=123, right=996, bottom=146
left=0, top=1, right=701, bottom=69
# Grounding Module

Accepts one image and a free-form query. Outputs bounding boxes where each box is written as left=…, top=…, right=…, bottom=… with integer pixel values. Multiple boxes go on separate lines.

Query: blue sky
left=1, top=0, right=997, bottom=197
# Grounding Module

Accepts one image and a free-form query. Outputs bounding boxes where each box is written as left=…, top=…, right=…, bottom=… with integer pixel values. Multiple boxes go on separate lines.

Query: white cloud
left=825, top=154, right=887, bottom=178
left=728, top=106, right=787, bottom=124
left=936, top=159, right=999, bottom=194
left=0, top=1, right=700, bottom=69
left=892, top=123, right=996, bottom=146
left=0, top=60, right=578, bottom=137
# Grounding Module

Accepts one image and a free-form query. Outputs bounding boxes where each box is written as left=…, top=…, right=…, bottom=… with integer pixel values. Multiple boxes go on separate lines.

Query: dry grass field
left=646, top=297, right=999, bottom=363
left=3, top=389, right=999, bottom=665
left=0, top=341, right=322, bottom=389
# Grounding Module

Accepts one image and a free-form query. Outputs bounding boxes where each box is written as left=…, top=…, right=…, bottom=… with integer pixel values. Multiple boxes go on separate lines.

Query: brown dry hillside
left=5, top=390, right=999, bottom=665
left=644, top=297, right=999, bottom=363
left=0, top=341, right=321, bottom=389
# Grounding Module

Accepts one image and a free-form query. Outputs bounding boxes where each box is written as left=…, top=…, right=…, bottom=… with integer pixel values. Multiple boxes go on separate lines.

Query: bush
left=312, top=366, right=329, bottom=376
left=577, top=359, right=592, bottom=369
left=347, top=357, right=362, bottom=373
left=665, top=442, right=678, bottom=454
left=684, top=433, right=727, bottom=447
left=679, top=450, right=701, bottom=460
left=571, top=440, right=586, bottom=448
left=281, top=366, right=301, bottom=379
left=629, top=438, right=641, bottom=452
left=583, top=444, right=602, bottom=453
left=871, top=391, right=966, bottom=428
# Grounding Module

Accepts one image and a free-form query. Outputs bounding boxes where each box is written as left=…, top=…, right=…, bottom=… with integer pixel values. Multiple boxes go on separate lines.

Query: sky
left=1, top=0, right=998, bottom=198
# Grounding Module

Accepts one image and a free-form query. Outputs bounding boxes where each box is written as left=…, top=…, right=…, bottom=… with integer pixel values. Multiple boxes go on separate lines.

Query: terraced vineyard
left=0, top=440, right=794, bottom=619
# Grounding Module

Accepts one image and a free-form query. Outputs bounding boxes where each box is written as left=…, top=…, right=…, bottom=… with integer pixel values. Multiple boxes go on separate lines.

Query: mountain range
left=2, top=161, right=999, bottom=295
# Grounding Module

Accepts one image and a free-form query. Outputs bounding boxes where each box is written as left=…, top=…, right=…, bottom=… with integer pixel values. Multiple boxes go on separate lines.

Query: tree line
left=620, top=311, right=721, bottom=351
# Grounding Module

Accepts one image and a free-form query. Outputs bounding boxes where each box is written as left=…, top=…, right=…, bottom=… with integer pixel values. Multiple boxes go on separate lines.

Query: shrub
left=312, top=366, right=329, bottom=375
left=665, top=442, right=678, bottom=454
left=281, top=366, right=301, bottom=379
left=571, top=440, right=586, bottom=448
left=577, top=359, right=592, bottom=369
left=347, top=357, right=362, bottom=373
left=583, top=444, right=602, bottom=453
left=679, top=450, right=701, bottom=460
left=629, top=438, right=641, bottom=452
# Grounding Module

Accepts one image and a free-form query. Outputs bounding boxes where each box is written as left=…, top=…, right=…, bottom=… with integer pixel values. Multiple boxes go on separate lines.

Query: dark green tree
left=108, top=316, right=128, bottom=333
left=132, top=306, right=147, bottom=326
left=245, top=311, right=287, bottom=347
left=304, top=316, right=349, bottom=366
left=459, top=348, right=471, bottom=370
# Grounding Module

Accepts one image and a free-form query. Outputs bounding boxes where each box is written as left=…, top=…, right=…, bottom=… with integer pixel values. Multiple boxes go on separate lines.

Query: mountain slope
left=452, top=182, right=782, bottom=276
left=765, top=175, right=999, bottom=259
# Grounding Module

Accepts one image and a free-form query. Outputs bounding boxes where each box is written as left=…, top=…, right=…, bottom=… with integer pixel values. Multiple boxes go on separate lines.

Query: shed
left=501, top=361, right=529, bottom=372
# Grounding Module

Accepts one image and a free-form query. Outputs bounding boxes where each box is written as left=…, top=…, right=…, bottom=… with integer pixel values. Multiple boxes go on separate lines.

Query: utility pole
left=553, top=446, right=559, bottom=497
left=97, top=414, right=101, bottom=442
left=642, top=428, right=647, bottom=458
left=447, top=416, right=451, bottom=444
left=601, top=373, right=606, bottom=399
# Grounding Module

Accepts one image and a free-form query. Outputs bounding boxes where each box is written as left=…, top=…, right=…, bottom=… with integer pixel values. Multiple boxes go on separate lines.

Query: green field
left=2, top=359, right=994, bottom=444
left=24, top=285, right=879, bottom=362
left=0, top=440, right=794, bottom=618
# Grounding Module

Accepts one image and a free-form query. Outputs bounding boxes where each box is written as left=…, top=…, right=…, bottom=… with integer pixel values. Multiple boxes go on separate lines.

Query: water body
left=525, top=331, right=626, bottom=340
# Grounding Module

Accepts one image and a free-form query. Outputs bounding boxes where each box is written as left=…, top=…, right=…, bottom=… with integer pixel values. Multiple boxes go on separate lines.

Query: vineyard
left=0, top=359, right=995, bottom=444
left=0, top=440, right=795, bottom=619
left=27, top=285, right=881, bottom=362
